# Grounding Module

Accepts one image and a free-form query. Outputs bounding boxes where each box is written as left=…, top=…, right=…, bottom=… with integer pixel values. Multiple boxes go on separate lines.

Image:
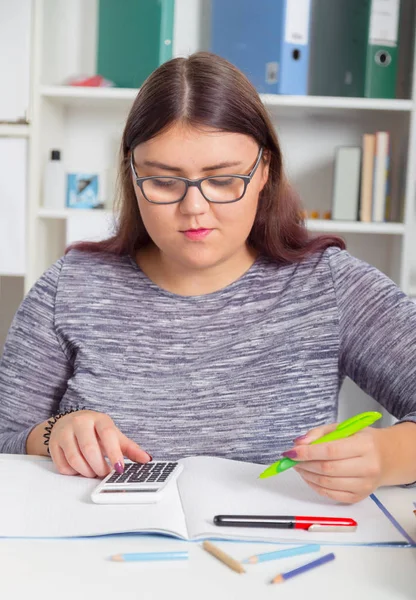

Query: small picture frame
left=66, top=173, right=103, bottom=209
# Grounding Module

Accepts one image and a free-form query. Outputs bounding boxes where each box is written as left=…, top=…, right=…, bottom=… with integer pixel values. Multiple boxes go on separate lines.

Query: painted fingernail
left=114, top=461, right=124, bottom=474
left=146, top=453, right=153, bottom=462
left=294, top=434, right=308, bottom=443
left=282, top=450, right=298, bottom=459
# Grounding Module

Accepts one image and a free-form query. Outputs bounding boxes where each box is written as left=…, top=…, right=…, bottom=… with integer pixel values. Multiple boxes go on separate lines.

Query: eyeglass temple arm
left=130, top=152, right=139, bottom=180
left=248, top=147, right=264, bottom=179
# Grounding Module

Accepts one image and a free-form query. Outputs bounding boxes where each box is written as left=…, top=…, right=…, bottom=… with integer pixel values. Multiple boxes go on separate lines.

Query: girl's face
left=131, top=123, right=269, bottom=272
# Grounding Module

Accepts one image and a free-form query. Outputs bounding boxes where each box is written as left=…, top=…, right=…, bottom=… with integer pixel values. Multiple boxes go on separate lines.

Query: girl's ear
left=259, top=150, right=270, bottom=190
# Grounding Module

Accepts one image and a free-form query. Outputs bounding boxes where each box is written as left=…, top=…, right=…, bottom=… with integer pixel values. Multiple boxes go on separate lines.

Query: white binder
left=0, top=138, right=27, bottom=275
left=0, top=1, right=32, bottom=122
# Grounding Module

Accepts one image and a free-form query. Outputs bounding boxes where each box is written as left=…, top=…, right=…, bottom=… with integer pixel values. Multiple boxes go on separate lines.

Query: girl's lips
left=182, top=229, right=213, bottom=240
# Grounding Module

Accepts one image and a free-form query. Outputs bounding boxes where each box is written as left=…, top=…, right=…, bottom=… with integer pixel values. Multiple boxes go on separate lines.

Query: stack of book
left=360, top=132, right=391, bottom=223
left=331, top=132, right=401, bottom=223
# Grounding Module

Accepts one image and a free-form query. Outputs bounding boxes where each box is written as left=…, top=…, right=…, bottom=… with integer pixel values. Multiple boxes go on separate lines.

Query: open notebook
left=0, top=455, right=413, bottom=545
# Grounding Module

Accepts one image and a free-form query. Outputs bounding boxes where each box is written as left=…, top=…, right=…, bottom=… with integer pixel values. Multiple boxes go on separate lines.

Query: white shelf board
left=306, top=220, right=405, bottom=235
left=261, top=95, right=413, bottom=112
left=0, top=123, right=30, bottom=138
left=40, top=86, right=414, bottom=113
left=38, top=208, right=113, bottom=219
left=40, top=85, right=138, bottom=107
left=37, top=210, right=403, bottom=236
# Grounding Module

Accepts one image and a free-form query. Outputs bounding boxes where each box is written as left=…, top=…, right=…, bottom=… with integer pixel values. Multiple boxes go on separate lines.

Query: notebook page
left=0, top=457, right=188, bottom=539
left=178, top=456, right=405, bottom=544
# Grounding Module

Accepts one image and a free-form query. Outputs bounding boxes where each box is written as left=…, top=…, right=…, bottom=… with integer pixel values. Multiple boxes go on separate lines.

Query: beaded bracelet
left=43, top=407, right=86, bottom=455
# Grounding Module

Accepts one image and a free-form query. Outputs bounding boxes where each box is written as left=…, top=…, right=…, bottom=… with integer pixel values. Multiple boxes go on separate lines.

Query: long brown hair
left=68, top=52, right=345, bottom=261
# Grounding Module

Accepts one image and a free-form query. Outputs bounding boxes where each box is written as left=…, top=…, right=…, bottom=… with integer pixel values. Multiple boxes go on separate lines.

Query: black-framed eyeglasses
left=130, top=146, right=264, bottom=204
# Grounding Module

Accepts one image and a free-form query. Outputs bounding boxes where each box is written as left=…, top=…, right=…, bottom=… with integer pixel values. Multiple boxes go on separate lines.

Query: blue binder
left=210, top=0, right=311, bottom=95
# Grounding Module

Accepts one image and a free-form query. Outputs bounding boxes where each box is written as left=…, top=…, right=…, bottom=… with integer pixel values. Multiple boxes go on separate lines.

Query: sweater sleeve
left=328, top=249, right=416, bottom=425
left=0, top=259, right=73, bottom=454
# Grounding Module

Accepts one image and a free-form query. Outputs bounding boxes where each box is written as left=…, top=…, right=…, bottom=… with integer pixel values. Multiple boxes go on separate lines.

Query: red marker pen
left=213, top=515, right=357, bottom=532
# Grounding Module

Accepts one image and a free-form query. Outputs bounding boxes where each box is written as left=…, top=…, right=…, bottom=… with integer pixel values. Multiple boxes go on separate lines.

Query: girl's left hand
left=283, top=423, right=387, bottom=504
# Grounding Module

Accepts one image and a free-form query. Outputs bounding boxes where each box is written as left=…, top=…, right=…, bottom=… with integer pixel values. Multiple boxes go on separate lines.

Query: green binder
left=309, top=0, right=401, bottom=99
left=97, top=0, right=175, bottom=89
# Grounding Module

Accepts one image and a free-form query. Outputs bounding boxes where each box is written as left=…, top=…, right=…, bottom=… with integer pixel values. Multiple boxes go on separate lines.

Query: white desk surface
left=1, top=456, right=415, bottom=600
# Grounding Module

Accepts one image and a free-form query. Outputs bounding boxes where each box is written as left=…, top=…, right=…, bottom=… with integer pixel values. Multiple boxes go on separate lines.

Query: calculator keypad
left=106, top=462, right=178, bottom=485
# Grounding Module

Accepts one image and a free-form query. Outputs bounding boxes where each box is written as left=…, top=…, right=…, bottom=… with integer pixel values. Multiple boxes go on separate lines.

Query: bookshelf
left=41, top=84, right=414, bottom=112
left=27, top=4, right=413, bottom=292
left=40, top=85, right=138, bottom=107
left=2, top=0, right=416, bottom=288
left=1, top=0, right=416, bottom=418
left=38, top=207, right=113, bottom=220
left=0, top=124, right=30, bottom=138
left=37, top=208, right=405, bottom=235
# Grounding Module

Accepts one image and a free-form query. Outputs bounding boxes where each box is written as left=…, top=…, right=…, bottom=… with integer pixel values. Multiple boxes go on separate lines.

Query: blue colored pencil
left=243, top=544, right=321, bottom=564
left=271, top=552, right=335, bottom=584
left=110, top=551, right=189, bottom=562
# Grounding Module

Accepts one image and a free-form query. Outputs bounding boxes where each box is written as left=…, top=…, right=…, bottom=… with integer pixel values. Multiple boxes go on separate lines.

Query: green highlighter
left=259, top=411, right=382, bottom=479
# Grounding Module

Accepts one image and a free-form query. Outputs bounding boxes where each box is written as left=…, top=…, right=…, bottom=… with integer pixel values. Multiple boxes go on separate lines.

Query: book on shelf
left=396, top=0, right=415, bottom=99
left=332, top=132, right=396, bottom=224
left=332, top=147, right=362, bottom=221
left=372, top=131, right=390, bottom=222
left=210, top=0, right=312, bottom=95
left=1, top=455, right=413, bottom=546
left=387, top=137, right=406, bottom=223
left=309, top=0, right=401, bottom=99
left=97, top=0, right=174, bottom=89
left=358, top=131, right=395, bottom=223
left=359, top=134, right=376, bottom=222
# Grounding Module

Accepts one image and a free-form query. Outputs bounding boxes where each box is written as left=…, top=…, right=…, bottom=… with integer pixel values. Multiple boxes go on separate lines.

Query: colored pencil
left=110, top=551, right=189, bottom=562
left=271, top=552, right=335, bottom=584
left=202, top=541, right=246, bottom=574
left=243, top=544, right=320, bottom=564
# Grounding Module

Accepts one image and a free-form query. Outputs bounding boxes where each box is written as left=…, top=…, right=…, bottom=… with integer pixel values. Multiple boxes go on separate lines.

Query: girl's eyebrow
left=141, top=159, right=243, bottom=173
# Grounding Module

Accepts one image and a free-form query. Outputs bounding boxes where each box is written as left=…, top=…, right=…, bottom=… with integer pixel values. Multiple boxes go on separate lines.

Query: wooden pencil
left=202, top=541, right=246, bottom=574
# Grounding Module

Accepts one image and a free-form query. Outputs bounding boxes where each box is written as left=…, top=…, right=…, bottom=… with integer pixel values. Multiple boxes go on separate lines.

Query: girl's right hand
left=48, top=410, right=151, bottom=478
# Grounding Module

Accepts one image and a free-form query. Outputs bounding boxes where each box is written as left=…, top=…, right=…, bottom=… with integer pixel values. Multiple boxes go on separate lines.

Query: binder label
left=369, top=0, right=400, bottom=46
left=284, top=0, right=311, bottom=45
left=266, top=62, right=278, bottom=84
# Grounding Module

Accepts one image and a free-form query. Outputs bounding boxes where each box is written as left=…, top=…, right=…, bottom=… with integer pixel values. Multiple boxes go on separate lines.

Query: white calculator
left=91, top=461, right=183, bottom=504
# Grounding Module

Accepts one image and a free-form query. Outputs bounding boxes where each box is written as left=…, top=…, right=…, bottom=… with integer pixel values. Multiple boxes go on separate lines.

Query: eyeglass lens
left=142, top=176, right=245, bottom=203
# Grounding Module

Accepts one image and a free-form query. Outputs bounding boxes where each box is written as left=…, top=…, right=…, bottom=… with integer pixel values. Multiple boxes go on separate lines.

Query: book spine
left=384, top=151, right=391, bottom=221
left=159, top=0, right=175, bottom=64
left=332, top=147, right=362, bottom=221
left=365, top=0, right=400, bottom=98
left=359, top=134, right=376, bottom=222
left=279, top=0, right=311, bottom=95
left=372, top=131, right=390, bottom=222
left=210, top=0, right=284, bottom=94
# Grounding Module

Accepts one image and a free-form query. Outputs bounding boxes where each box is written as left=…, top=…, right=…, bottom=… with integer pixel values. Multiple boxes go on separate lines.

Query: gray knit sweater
left=1, top=247, right=415, bottom=462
